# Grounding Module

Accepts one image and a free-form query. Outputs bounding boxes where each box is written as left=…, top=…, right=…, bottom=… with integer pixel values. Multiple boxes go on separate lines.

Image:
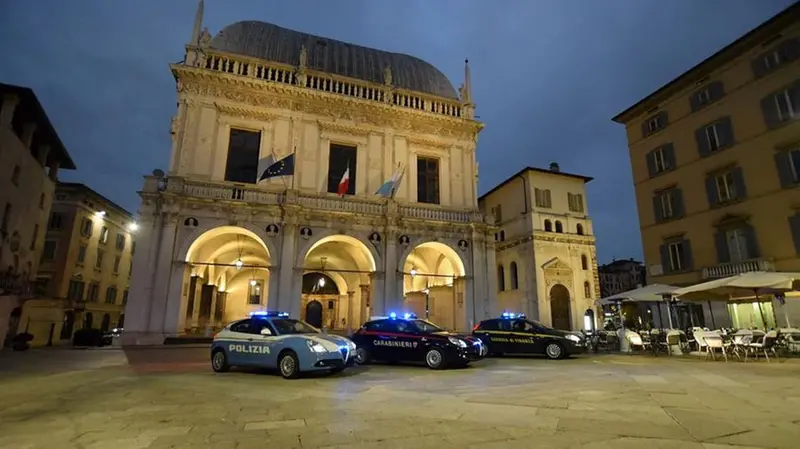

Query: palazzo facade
left=123, top=2, right=496, bottom=345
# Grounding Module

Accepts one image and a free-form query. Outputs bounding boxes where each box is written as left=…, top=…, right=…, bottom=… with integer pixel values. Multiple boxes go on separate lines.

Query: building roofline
left=0, top=82, right=77, bottom=170
left=611, top=2, right=800, bottom=124
left=478, top=166, right=593, bottom=202
left=56, top=182, right=134, bottom=220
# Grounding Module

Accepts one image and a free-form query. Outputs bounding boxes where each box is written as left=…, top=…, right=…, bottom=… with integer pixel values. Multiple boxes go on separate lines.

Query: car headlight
left=448, top=337, right=468, bottom=348
left=566, top=334, right=581, bottom=343
left=306, top=340, right=327, bottom=353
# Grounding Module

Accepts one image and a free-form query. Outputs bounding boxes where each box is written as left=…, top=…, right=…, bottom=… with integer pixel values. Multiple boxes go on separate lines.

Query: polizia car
left=350, top=313, right=487, bottom=369
left=211, top=311, right=357, bottom=379
left=472, top=313, right=586, bottom=360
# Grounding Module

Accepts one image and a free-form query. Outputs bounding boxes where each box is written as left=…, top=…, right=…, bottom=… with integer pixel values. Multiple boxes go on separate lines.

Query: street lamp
left=94, top=211, right=106, bottom=218
left=318, top=277, right=326, bottom=287
left=235, top=259, right=243, bottom=270
left=127, top=222, right=139, bottom=232
left=410, top=268, right=417, bottom=278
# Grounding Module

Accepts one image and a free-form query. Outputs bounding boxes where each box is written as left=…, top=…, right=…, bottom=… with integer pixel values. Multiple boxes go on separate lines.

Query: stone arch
left=296, top=230, right=380, bottom=272
left=549, top=284, right=571, bottom=330
left=576, top=223, right=584, bottom=235
left=181, top=224, right=274, bottom=264
left=302, top=271, right=347, bottom=296
left=555, top=221, right=564, bottom=233
left=544, top=220, right=553, bottom=232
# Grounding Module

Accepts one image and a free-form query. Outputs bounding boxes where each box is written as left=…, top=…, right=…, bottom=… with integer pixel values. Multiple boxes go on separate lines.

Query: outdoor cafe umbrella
left=599, top=284, right=681, bottom=328
left=672, top=271, right=800, bottom=329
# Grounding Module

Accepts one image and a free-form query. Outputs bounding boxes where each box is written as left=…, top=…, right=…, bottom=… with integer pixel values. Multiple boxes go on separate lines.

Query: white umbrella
left=598, top=284, right=681, bottom=328
left=672, top=271, right=800, bottom=328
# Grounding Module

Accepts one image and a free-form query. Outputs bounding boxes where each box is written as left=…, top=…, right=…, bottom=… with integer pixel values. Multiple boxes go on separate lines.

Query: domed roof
left=209, top=21, right=458, bottom=100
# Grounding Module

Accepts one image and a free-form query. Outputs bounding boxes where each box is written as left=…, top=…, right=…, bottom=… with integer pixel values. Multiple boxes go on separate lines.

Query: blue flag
left=260, top=153, right=295, bottom=181
left=375, top=163, right=403, bottom=197
left=256, top=154, right=275, bottom=183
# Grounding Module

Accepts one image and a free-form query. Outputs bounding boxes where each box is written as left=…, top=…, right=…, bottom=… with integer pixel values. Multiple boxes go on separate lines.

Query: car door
left=248, top=320, right=278, bottom=367
left=375, top=320, right=406, bottom=362
left=225, top=319, right=257, bottom=366
left=393, top=319, right=421, bottom=362
left=519, top=320, right=544, bottom=354
left=475, top=319, right=507, bottom=354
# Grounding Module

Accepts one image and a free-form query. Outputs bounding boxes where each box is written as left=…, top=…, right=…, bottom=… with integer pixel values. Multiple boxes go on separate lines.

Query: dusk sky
left=0, top=0, right=795, bottom=264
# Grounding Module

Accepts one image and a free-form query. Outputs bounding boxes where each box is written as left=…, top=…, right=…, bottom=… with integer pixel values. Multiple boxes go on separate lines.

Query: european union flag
left=260, top=153, right=295, bottom=181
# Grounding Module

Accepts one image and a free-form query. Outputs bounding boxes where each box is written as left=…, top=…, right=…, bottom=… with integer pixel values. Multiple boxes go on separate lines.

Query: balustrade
left=196, top=49, right=463, bottom=119
left=702, top=259, right=775, bottom=279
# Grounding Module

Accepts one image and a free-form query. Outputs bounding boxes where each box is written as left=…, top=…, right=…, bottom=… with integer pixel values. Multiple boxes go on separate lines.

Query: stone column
left=368, top=271, right=385, bottom=316
left=484, top=236, right=499, bottom=318
left=162, top=262, right=188, bottom=336
left=382, top=228, right=400, bottom=314
left=346, top=291, right=355, bottom=333
left=147, top=214, right=178, bottom=333
left=123, top=211, right=162, bottom=345
left=276, top=211, right=299, bottom=314
left=0, top=94, right=19, bottom=127
left=190, top=277, right=203, bottom=330
left=359, top=284, right=370, bottom=324
left=288, top=268, right=304, bottom=319
left=267, top=270, right=279, bottom=310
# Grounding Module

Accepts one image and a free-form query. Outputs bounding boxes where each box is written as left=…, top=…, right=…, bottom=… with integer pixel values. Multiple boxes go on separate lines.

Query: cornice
left=172, top=65, right=483, bottom=141
left=317, top=120, right=372, bottom=138
left=215, top=102, right=277, bottom=123
left=498, top=233, right=597, bottom=251
left=405, top=135, right=455, bottom=150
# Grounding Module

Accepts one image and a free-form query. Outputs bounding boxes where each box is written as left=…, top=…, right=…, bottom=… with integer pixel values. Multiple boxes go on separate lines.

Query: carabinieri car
left=211, top=311, right=357, bottom=379
left=350, top=313, right=487, bottom=369
left=472, top=313, right=586, bottom=360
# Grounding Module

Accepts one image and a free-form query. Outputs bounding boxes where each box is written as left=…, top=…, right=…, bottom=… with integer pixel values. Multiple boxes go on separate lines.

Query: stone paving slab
left=1, top=350, right=799, bottom=448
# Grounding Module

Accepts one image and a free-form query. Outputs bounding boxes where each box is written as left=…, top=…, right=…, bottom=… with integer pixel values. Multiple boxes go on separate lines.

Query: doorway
left=305, top=300, right=323, bottom=328
left=549, top=284, right=572, bottom=330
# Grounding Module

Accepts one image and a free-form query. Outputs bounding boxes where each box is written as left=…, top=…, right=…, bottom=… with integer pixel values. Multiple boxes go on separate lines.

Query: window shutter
left=689, top=91, right=701, bottom=112
left=778, top=38, right=800, bottom=62
left=658, top=111, right=669, bottom=128
left=731, top=166, right=747, bottom=200
left=714, top=231, right=730, bottom=263
left=646, top=151, right=657, bottom=177
left=695, top=126, right=710, bottom=157
left=774, top=151, right=795, bottom=188
left=705, top=176, right=719, bottom=208
left=789, top=213, right=800, bottom=255
left=672, top=188, right=685, bottom=218
left=682, top=240, right=694, bottom=270
left=716, top=116, right=735, bottom=148
left=662, top=143, right=676, bottom=171
left=789, top=82, right=800, bottom=114
left=708, top=81, right=725, bottom=102
left=751, top=55, right=769, bottom=78
left=641, top=120, right=650, bottom=139
left=659, top=244, right=670, bottom=274
left=652, top=195, right=663, bottom=223
left=761, top=94, right=781, bottom=128
left=742, top=224, right=760, bottom=259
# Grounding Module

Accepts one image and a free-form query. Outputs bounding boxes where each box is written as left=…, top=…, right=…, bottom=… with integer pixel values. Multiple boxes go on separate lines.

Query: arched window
left=576, top=223, right=584, bottom=235
left=581, top=254, right=588, bottom=270
left=500, top=230, right=505, bottom=241
left=584, top=281, right=591, bottom=298
left=510, top=262, right=519, bottom=290
left=497, top=265, right=506, bottom=291
left=544, top=220, right=552, bottom=232
left=555, top=221, right=563, bottom=233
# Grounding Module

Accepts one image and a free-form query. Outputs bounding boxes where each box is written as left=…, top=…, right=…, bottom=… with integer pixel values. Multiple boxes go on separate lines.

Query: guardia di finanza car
left=211, top=312, right=356, bottom=379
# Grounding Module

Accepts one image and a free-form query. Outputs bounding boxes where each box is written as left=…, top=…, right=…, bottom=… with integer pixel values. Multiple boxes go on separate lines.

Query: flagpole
left=290, top=146, right=297, bottom=191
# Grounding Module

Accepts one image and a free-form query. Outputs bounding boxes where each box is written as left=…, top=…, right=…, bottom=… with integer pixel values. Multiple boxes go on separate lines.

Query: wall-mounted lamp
left=318, top=277, right=326, bottom=287
left=127, top=222, right=139, bottom=232
left=235, top=259, right=243, bottom=270
left=249, top=279, right=257, bottom=287
left=94, top=211, right=106, bottom=218
left=410, top=268, right=418, bottom=277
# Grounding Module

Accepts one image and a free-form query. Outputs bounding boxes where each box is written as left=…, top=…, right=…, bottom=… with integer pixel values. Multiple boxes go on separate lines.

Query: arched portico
left=297, top=234, right=376, bottom=330
left=180, top=226, right=272, bottom=333
left=399, top=240, right=468, bottom=330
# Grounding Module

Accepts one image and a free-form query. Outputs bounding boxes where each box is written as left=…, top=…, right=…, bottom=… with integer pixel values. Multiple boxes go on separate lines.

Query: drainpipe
left=516, top=173, right=530, bottom=216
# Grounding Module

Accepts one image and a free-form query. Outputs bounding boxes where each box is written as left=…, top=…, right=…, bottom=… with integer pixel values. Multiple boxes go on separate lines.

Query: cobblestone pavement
left=1, top=348, right=800, bottom=448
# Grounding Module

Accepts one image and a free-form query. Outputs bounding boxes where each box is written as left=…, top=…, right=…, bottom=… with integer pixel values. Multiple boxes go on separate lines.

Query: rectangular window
left=660, top=191, right=674, bottom=219
left=105, top=287, right=117, bottom=304
left=647, top=116, right=661, bottom=132
left=726, top=228, right=750, bottom=262
left=48, top=212, right=63, bottom=230
left=790, top=148, right=800, bottom=182
left=568, top=193, right=584, bottom=213
left=416, top=156, right=440, bottom=204
left=42, top=241, right=57, bottom=260
left=668, top=242, right=685, bottom=272
left=493, top=204, right=502, bottom=224
left=764, top=51, right=781, bottom=70
left=80, top=217, right=92, bottom=237
left=224, top=128, right=261, bottom=184
left=326, top=144, right=357, bottom=195
left=99, top=226, right=109, bottom=244
left=1, top=203, right=11, bottom=233
left=705, top=124, right=721, bottom=152
left=77, top=244, right=87, bottom=264
left=248, top=281, right=263, bottom=305
left=87, top=283, right=99, bottom=302
left=534, top=188, right=552, bottom=208
left=113, top=255, right=121, bottom=274
left=67, top=280, right=85, bottom=301
left=116, top=234, right=125, bottom=251
left=96, top=249, right=104, bottom=270
left=30, top=224, right=39, bottom=250
left=122, top=290, right=129, bottom=306
left=696, top=88, right=711, bottom=105
left=774, top=89, right=796, bottom=122
left=715, top=171, right=736, bottom=202
left=653, top=148, right=667, bottom=173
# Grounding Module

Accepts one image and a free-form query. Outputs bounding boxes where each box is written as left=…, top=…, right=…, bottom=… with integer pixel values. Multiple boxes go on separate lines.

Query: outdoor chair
left=627, top=332, right=651, bottom=355
left=704, top=334, right=732, bottom=362
left=747, top=330, right=780, bottom=363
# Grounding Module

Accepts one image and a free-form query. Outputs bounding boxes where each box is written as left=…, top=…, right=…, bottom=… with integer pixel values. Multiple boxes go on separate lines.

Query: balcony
left=701, top=259, right=776, bottom=280
left=141, top=176, right=485, bottom=224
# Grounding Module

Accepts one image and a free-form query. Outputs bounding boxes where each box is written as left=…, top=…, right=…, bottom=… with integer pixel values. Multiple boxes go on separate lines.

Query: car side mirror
left=260, top=328, right=272, bottom=336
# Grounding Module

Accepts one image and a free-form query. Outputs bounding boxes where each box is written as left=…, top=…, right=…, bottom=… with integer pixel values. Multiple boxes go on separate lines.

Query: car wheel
left=425, top=348, right=446, bottom=370
left=211, top=349, right=230, bottom=373
left=354, top=347, right=371, bottom=365
left=278, top=351, right=300, bottom=379
left=544, top=342, right=564, bottom=360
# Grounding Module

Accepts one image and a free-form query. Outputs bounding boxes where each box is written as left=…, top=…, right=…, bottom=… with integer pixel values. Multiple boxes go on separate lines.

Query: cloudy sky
left=0, top=0, right=795, bottom=263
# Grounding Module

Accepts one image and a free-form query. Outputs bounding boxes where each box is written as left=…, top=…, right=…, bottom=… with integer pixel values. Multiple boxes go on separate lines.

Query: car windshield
left=409, top=319, right=443, bottom=334
left=269, top=319, right=319, bottom=335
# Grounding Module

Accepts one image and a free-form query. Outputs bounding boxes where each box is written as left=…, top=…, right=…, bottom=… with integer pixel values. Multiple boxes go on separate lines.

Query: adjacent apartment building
left=612, top=4, right=800, bottom=329
left=598, top=259, right=646, bottom=298
left=478, top=163, right=600, bottom=331
left=22, top=183, right=136, bottom=346
left=0, top=83, right=75, bottom=347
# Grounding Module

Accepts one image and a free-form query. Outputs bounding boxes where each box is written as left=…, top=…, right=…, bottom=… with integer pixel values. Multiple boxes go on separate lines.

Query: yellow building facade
left=23, top=183, right=136, bottom=346
left=612, top=4, right=800, bottom=329
left=0, top=83, right=75, bottom=348
left=124, top=2, right=497, bottom=344
left=478, top=165, right=600, bottom=331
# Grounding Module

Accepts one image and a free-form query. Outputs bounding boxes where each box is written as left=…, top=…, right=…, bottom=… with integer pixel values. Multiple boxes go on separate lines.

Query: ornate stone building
left=123, top=1, right=496, bottom=344
left=478, top=164, right=600, bottom=331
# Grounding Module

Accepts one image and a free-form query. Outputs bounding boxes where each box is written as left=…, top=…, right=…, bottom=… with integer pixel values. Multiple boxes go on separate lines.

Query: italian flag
left=337, top=166, right=350, bottom=196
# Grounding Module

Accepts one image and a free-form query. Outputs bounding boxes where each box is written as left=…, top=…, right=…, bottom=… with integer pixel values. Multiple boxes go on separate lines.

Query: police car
left=210, top=311, right=357, bottom=379
left=472, top=313, right=586, bottom=360
left=350, top=313, right=487, bottom=369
